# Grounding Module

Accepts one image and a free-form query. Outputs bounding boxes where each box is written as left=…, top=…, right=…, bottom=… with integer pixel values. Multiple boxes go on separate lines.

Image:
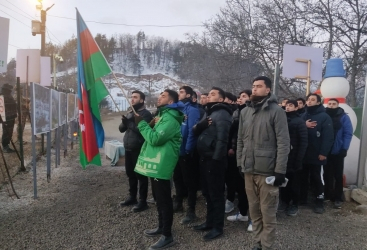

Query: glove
left=238, top=166, right=244, bottom=179
left=134, top=114, right=144, bottom=125
left=339, top=149, right=347, bottom=158
left=149, top=118, right=156, bottom=128
left=196, top=117, right=209, bottom=130
left=121, top=115, right=128, bottom=126
left=273, top=173, right=286, bottom=187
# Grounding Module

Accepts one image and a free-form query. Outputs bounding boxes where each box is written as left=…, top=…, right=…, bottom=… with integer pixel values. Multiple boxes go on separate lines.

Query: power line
left=48, top=14, right=204, bottom=27
left=0, top=3, right=33, bottom=20
left=9, top=43, right=23, bottom=49
left=47, top=28, right=62, bottom=45
left=0, top=9, right=31, bottom=28
left=5, top=0, right=34, bottom=19
left=46, top=29, right=61, bottom=45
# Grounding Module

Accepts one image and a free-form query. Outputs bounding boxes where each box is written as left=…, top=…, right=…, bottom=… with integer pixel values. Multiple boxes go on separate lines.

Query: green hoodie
left=134, top=104, right=184, bottom=180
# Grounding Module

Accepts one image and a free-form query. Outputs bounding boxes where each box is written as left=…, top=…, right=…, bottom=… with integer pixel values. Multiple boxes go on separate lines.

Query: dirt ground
left=0, top=113, right=367, bottom=250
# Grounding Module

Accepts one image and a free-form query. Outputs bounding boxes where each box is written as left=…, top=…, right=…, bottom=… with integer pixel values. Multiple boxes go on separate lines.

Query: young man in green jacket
left=134, top=89, right=184, bottom=250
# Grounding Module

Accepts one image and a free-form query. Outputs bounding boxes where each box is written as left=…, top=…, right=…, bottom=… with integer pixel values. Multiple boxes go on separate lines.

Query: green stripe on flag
left=79, top=134, right=102, bottom=169
left=83, top=52, right=111, bottom=119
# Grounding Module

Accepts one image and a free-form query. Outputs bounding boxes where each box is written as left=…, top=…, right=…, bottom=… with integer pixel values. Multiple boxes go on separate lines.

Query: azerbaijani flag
left=76, top=9, right=111, bottom=168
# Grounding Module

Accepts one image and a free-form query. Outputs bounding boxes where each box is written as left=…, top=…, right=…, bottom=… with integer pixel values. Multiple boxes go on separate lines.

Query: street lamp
left=31, top=0, right=54, bottom=56
left=53, top=54, right=64, bottom=88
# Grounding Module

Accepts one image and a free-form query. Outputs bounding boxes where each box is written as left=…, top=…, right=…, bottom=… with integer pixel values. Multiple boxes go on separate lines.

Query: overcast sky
left=1, top=0, right=226, bottom=63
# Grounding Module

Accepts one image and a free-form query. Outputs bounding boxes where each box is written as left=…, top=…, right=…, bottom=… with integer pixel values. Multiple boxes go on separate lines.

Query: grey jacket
left=236, top=94, right=290, bottom=175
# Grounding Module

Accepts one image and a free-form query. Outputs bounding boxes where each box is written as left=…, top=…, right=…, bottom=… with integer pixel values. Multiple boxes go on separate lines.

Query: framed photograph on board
left=59, top=92, right=67, bottom=126
left=67, top=93, right=75, bottom=122
left=32, top=83, right=51, bottom=135
left=50, top=89, right=59, bottom=130
left=74, top=94, right=78, bottom=119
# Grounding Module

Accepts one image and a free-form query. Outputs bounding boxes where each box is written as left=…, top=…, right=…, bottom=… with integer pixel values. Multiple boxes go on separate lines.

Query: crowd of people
left=117, top=76, right=353, bottom=250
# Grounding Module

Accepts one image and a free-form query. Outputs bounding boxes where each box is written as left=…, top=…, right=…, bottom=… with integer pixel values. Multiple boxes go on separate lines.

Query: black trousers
left=200, top=157, right=227, bottom=230
left=324, top=154, right=344, bottom=202
left=280, top=170, right=301, bottom=206
left=173, top=156, right=199, bottom=211
left=300, top=164, right=324, bottom=201
left=1, top=119, right=15, bottom=147
left=151, top=177, right=173, bottom=237
left=226, top=155, right=249, bottom=216
left=125, top=150, right=148, bottom=201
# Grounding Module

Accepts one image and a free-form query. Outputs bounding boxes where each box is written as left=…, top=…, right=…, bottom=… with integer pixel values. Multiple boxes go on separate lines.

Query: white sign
left=0, top=95, right=6, bottom=122
left=16, top=49, right=41, bottom=83
left=40, top=57, right=51, bottom=86
left=0, top=17, right=10, bottom=73
left=282, top=44, right=323, bottom=81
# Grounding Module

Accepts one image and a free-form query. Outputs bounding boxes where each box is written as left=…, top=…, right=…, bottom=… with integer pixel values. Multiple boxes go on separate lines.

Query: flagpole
left=100, top=78, right=121, bottom=112
left=110, top=72, right=137, bottom=115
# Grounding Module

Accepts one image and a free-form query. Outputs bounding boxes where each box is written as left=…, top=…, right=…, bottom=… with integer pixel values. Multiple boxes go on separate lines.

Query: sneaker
left=173, top=200, right=183, bottom=213
left=286, top=205, right=298, bottom=216
left=3, top=145, right=15, bottom=153
left=313, top=199, right=325, bottom=214
left=120, top=196, right=138, bottom=206
left=225, top=199, right=234, bottom=213
left=277, top=201, right=288, bottom=212
left=334, top=201, right=342, bottom=209
left=247, top=221, right=253, bottom=232
left=227, top=212, right=249, bottom=222
left=132, top=201, right=149, bottom=212
left=147, top=197, right=156, bottom=204
left=180, top=210, right=197, bottom=225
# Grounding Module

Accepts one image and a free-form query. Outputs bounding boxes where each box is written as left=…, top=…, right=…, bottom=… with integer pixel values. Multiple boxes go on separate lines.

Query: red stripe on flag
left=79, top=84, right=99, bottom=162
left=80, top=28, right=100, bottom=63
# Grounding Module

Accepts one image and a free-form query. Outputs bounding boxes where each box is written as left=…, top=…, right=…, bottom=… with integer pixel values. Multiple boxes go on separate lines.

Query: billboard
left=59, top=92, right=67, bottom=125
left=67, top=93, right=75, bottom=122
left=50, top=89, right=59, bottom=130
left=32, top=83, right=50, bottom=134
left=0, top=17, right=10, bottom=73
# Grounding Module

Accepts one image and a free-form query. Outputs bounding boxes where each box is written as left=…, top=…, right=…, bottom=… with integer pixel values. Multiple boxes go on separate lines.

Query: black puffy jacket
left=119, top=106, right=153, bottom=151
left=286, top=111, right=308, bottom=172
left=301, top=104, right=334, bottom=165
left=194, top=102, right=232, bottom=160
left=228, top=104, right=246, bottom=151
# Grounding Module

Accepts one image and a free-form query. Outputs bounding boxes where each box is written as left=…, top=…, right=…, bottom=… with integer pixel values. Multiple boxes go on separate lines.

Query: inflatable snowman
left=320, top=58, right=360, bottom=185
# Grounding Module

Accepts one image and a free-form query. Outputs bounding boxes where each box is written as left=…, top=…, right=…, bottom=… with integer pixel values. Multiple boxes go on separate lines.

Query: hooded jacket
left=237, top=94, right=290, bottom=175
left=286, top=111, right=308, bottom=172
left=134, top=103, right=184, bottom=180
left=195, top=102, right=233, bottom=160
left=325, top=107, right=353, bottom=155
left=119, top=104, right=153, bottom=151
left=179, top=100, right=200, bottom=156
left=301, top=104, right=334, bottom=165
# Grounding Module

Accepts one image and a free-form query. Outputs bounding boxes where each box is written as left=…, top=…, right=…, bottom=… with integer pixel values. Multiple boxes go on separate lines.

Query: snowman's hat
left=324, top=58, right=345, bottom=78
